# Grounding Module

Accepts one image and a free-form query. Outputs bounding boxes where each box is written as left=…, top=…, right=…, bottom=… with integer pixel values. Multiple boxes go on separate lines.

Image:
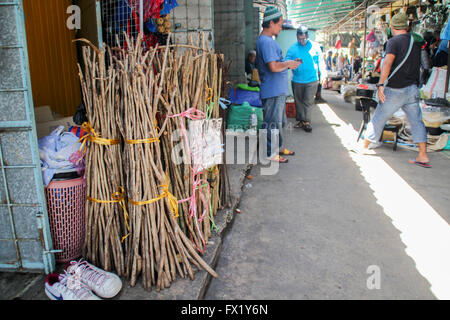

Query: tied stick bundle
left=116, top=34, right=218, bottom=291
left=156, top=33, right=232, bottom=254
left=76, top=40, right=127, bottom=276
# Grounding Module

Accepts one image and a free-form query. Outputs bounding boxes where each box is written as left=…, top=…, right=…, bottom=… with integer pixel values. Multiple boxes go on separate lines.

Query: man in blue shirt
left=256, top=6, right=301, bottom=163
left=286, top=26, right=327, bottom=132
left=433, top=20, right=449, bottom=67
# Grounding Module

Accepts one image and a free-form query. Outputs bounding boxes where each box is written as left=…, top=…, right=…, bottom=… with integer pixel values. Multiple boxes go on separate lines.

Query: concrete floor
left=2, top=90, right=449, bottom=300
left=205, top=90, right=449, bottom=300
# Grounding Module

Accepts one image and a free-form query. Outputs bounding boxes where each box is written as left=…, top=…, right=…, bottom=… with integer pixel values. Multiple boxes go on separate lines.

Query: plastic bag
left=422, top=67, right=450, bottom=98
left=227, top=102, right=263, bottom=131
left=228, top=88, right=262, bottom=107
left=421, top=103, right=450, bottom=124
left=341, top=84, right=357, bottom=102
left=38, top=126, right=84, bottom=186
left=189, top=119, right=223, bottom=171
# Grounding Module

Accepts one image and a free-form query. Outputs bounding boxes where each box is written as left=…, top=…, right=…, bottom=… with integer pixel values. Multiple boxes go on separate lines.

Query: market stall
left=322, top=0, right=450, bottom=151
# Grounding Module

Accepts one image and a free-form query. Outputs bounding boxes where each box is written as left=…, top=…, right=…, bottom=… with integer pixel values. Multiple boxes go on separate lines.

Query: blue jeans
left=261, top=95, right=287, bottom=157
left=365, top=85, right=427, bottom=144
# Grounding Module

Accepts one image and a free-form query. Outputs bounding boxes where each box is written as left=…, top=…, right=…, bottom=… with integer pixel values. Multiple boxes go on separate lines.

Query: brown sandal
left=269, top=155, right=289, bottom=163
left=279, top=148, right=295, bottom=156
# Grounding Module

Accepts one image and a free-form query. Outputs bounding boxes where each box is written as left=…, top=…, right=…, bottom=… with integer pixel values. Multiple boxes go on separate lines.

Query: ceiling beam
left=289, top=5, right=354, bottom=18
left=287, top=0, right=351, bottom=8
left=296, top=15, right=343, bottom=24
left=294, top=10, right=352, bottom=21
left=288, top=0, right=355, bottom=10
left=324, top=0, right=397, bottom=32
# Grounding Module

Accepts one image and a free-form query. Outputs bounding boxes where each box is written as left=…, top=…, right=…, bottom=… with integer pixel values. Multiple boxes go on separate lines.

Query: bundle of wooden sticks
left=77, top=33, right=231, bottom=291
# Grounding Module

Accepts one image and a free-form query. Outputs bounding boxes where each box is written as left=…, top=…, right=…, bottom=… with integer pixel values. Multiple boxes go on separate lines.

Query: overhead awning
left=287, top=0, right=412, bottom=32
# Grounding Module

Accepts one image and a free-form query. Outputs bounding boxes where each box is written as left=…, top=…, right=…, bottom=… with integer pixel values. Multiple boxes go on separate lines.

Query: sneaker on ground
left=65, top=259, right=122, bottom=299
left=351, top=145, right=376, bottom=155
left=45, top=273, right=101, bottom=300
left=368, top=141, right=383, bottom=149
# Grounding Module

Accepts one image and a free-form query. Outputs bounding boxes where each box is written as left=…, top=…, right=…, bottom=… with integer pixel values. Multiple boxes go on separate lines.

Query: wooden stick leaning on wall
left=76, top=39, right=127, bottom=276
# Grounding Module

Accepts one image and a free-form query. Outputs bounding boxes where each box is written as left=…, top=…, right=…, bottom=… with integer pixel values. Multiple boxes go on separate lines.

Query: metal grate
left=101, top=0, right=175, bottom=49
left=101, top=0, right=139, bottom=48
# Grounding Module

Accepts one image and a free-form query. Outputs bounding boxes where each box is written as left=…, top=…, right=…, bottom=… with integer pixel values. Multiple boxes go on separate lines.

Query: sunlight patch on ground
left=318, top=103, right=450, bottom=300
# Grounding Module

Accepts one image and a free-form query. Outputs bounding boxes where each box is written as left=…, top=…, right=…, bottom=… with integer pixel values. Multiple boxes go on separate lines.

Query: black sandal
left=294, top=121, right=304, bottom=129
left=303, top=123, right=312, bottom=132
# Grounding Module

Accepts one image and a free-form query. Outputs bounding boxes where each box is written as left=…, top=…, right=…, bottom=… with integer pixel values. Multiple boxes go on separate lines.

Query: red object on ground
left=357, top=84, right=369, bottom=90
left=286, top=102, right=296, bottom=118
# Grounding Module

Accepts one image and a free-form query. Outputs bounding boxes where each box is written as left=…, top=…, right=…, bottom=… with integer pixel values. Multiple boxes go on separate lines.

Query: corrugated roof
left=287, top=0, right=401, bottom=31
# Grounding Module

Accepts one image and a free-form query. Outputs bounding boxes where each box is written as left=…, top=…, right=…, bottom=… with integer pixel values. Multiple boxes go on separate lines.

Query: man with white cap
left=256, top=6, right=301, bottom=163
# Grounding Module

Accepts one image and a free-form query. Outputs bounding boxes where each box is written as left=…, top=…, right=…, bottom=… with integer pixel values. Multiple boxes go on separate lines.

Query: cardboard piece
left=36, top=117, right=75, bottom=139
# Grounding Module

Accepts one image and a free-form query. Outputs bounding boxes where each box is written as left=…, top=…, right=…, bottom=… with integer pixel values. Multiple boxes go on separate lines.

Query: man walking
left=286, top=26, right=326, bottom=132
left=358, top=13, right=430, bottom=168
left=256, top=6, right=301, bottom=163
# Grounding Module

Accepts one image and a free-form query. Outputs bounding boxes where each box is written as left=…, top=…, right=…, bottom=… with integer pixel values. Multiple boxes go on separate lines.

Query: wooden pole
left=362, top=0, right=368, bottom=77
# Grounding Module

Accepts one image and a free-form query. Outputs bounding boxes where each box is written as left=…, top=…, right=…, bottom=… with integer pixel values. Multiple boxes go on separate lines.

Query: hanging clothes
left=335, top=35, right=342, bottom=49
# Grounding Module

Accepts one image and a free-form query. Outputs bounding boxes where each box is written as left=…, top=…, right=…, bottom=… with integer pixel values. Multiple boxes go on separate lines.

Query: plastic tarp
left=228, top=88, right=262, bottom=108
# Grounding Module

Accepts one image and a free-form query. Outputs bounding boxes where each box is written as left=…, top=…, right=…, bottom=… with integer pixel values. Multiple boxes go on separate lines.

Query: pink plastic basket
left=45, top=177, right=86, bottom=263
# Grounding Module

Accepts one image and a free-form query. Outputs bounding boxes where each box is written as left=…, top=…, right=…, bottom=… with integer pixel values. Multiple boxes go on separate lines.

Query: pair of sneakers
left=45, top=259, right=122, bottom=300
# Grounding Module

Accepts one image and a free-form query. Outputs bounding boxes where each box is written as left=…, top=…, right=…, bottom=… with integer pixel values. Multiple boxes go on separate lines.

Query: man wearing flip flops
left=256, top=6, right=301, bottom=163
left=358, top=13, right=431, bottom=168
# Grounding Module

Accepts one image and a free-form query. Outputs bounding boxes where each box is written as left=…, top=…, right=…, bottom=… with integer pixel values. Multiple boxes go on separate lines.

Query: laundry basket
left=45, top=177, right=86, bottom=263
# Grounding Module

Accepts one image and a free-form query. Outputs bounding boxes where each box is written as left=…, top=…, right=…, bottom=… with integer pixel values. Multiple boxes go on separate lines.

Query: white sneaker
left=368, top=141, right=383, bottom=149
left=350, top=144, right=376, bottom=155
left=65, top=259, right=122, bottom=299
left=45, top=273, right=101, bottom=300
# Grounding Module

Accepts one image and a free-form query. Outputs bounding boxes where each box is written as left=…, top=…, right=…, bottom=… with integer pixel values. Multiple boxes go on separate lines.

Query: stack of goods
left=227, top=84, right=263, bottom=132
left=77, top=33, right=231, bottom=291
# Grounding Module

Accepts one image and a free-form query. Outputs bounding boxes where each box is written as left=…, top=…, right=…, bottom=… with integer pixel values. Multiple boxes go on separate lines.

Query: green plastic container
left=227, top=102, right=263, bottom=131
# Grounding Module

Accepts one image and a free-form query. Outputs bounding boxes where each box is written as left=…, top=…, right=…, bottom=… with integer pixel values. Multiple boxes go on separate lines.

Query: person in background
left=286, top=25, right=327, bottom=133
left=353, top=55, right=362, bottom=74
left=332, top=52, right=338, bottom=70
left=316, top=45, right=326, bottom=102
left=326, top=51, right=333, bottom=71
left=245, top=50, right=257, bottom=81
left=356, top=13, right=430, bottom=168
left=337, top=53, right=345, bottom=73
left=256, top=6, right=301, bottom=163
left=433, top=20, right=449, bottom=67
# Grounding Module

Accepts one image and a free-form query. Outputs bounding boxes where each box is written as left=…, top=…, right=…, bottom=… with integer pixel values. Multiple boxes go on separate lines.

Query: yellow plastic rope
left=87, top=187, right=130, bottom=243
left=206, top=87, right=213, bottom=102
left=80, top=122, right=120, bottom=148
left=124, top=137, right=160, bottom=145
left=128, top=181, right=179, bottom=219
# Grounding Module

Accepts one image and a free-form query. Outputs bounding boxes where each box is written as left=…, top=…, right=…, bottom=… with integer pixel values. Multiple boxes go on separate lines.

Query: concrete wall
left=213, top=0, right=247, bottom=85
left=170, top=0, right=214, bottom=48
